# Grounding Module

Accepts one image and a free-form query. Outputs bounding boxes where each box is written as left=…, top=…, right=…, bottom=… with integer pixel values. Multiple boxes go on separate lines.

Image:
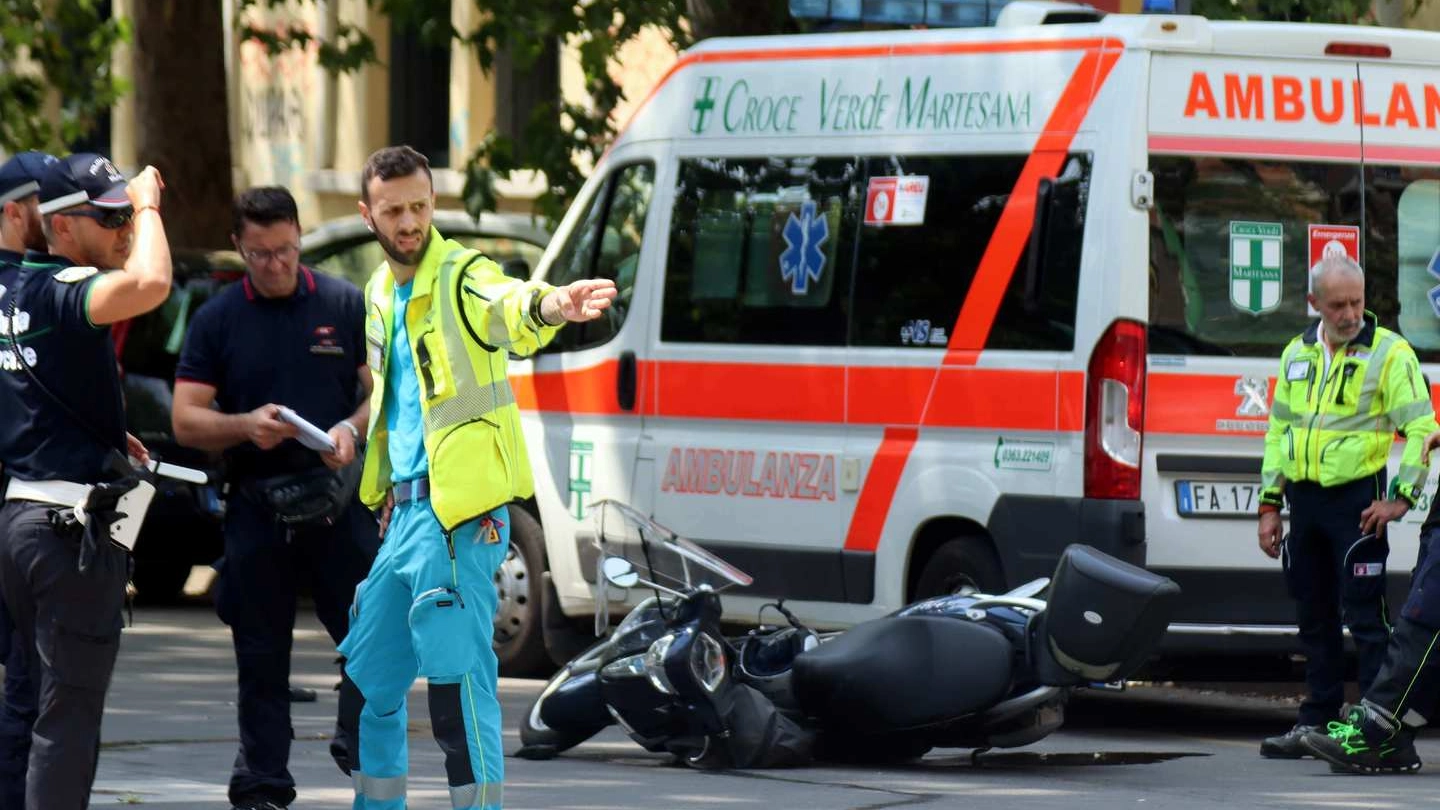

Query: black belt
left=393, top=477, right=430, bottom=504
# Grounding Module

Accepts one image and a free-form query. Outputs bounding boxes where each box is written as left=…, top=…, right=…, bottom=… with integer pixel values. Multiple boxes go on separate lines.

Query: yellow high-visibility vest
left=359, top=231, right=560, bottom=530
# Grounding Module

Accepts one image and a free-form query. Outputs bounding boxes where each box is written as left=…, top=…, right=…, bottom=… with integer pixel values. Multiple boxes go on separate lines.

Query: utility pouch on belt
left=246, top=462, right=360, bottom=526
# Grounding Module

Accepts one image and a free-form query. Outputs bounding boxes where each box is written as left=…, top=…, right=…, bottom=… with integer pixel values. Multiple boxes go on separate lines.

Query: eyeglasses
left=239, top=244, right=300, bottom=265
left=57, top=207, right=133, bottom=230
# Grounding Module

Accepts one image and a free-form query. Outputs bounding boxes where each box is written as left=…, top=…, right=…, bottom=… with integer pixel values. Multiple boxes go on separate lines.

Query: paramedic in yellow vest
left=336, top=145, right=615, bottom=810
left=1256, top=254, right=1438, bottom=761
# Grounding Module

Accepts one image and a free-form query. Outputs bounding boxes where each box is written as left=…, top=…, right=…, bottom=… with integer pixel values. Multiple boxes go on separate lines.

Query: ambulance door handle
left=617, top=350, right=637, bottom=412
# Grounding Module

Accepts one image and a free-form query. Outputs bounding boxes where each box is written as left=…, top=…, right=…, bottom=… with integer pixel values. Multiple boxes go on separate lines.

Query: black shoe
left=1260, top=724, right=1318, bottom=759
left=288, top=686, right=318, bottom=702
left=232, top=802, right=285, bottom=810
left=1301, top=721, right=1422, bottom=774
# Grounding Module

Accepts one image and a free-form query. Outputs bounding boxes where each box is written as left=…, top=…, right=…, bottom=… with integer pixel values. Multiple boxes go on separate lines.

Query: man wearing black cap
left=0, top=149, right=59, bottom=810
left=0, top=153, right=170, bottom=810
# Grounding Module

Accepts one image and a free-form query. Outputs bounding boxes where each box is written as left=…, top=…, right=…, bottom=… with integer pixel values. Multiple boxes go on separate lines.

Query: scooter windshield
left=593, top=500, right=754, bottom=592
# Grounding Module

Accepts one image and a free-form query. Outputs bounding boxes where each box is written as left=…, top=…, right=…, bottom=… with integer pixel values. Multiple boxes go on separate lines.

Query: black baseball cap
left=0, top=151, right=59, bottom=206
left=37, top=153, right=130, bottom=215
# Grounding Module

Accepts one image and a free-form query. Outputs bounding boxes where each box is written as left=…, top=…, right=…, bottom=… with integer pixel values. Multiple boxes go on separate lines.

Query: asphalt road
left=80, top=606, right=1440, bottom=809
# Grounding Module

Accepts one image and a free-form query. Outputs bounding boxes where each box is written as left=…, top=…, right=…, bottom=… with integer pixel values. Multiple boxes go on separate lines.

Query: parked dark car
left=121, top=249, right=244, bottom=602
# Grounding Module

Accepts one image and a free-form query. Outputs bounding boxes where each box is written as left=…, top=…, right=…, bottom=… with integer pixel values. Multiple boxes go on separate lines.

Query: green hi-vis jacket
left=1261, top=312, right=1438, bottom=508
left=359, top=231, right=560, bottom=530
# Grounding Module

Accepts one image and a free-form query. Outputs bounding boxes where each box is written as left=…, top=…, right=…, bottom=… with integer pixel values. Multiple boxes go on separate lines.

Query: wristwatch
left=336, top=420, right=361, bottom=444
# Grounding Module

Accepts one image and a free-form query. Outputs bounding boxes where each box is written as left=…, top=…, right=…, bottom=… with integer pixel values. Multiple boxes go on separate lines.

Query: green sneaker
left=1301, top=720, right=1421, bottom=774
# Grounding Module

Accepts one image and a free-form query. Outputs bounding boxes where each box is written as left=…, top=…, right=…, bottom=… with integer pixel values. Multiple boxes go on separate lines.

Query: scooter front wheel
left=515, top=644, right=612, bottom=759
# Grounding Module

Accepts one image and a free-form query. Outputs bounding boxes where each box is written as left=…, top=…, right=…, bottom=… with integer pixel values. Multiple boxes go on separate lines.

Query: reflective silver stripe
left=1314, top=413, right=1383, bottom=434
left=353, top=772, right=407, bottom=801
left=35, top=189, right=87, bottom=214
left=1354, top=332, right=1398, bottom=414
left=1261, top=469, right=1284, bottom=491
left=1389, top=399, right=1434, bottom=429
left=0, top=181, right=38, bottom=206
left=451, top=781, right=504, bottom=808
left=429, top=250, right=513, bottom=434
left=1270, top=399, right=1294, bottom=423
left=1398, top=463, right=1429, bottom=489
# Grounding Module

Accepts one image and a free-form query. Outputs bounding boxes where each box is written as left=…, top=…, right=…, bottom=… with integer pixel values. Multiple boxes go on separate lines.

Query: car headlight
left=644, top=633, right=678, bottom=695
left=690, top=632, right=726, bottom=693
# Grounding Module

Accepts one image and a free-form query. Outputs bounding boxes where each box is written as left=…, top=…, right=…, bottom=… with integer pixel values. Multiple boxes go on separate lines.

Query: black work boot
left=1301, top=706, right=1422, bottom=774
left=1260, top=723, right=1318, bottom=759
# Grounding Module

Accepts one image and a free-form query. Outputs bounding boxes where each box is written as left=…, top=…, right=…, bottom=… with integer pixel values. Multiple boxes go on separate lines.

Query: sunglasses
left=58, top=207, right=134, bottom=230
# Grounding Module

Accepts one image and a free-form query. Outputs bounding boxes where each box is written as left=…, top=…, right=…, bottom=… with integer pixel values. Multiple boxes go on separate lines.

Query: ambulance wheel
left=913, top=536, right=1004, bottom=599
left=495, top=506, right=550, bottom=677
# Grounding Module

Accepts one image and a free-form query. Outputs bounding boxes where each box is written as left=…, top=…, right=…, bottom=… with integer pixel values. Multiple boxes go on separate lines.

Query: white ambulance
left=491, top=6, right=1440, bottom=673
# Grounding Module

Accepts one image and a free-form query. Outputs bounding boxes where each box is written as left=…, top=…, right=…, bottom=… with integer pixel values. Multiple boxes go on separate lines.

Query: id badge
left=1286, top=359, right=1311, bottom=382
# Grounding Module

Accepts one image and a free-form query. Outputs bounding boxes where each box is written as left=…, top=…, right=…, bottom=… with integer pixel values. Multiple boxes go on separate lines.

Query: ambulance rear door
left=1144, top=50, right=1373, bottom=639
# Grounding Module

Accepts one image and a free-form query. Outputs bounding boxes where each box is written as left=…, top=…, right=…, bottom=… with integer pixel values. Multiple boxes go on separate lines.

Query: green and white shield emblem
left=1229, top=221, right=1283, bottom=315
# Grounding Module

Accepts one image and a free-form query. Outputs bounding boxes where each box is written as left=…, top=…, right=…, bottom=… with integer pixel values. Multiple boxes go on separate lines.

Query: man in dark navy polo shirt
left=172, top=186, right=377, bottom=810
left=0, top=153, right=171, bottom=810
left=0, top=149, right=59, bottom=810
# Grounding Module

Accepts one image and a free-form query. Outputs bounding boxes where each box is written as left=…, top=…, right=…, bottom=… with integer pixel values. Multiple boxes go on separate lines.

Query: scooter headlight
left=643, top=633, right=678, bottom=695
left=690, top=632, right=727, bottom=693
left=600, top=653, right=648, bottom=679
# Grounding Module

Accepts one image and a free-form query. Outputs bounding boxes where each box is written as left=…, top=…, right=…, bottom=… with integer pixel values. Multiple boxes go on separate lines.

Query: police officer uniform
left=175, top=264, right=378, bottom=809
left=1259, top=311, right=1438, bottom=756
left=0, top=155, right=145, bottom=809
left=0, top=150, right=59, bottom=810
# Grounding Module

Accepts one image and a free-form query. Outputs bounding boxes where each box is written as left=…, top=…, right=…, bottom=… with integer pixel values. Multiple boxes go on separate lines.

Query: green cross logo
left=568, top=440, right=594, bottom=520
left=1229, top=221, right=1284, bottom=315
left=691, top=77, right=721, bottom=134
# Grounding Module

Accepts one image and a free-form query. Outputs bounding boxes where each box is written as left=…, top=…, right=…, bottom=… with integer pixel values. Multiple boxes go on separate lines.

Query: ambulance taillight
left=1084, top=319, right=1146, bottom=500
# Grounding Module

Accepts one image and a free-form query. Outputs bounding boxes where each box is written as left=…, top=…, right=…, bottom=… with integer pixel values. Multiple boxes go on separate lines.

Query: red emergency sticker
left=865, top=176, right=928, bottom=226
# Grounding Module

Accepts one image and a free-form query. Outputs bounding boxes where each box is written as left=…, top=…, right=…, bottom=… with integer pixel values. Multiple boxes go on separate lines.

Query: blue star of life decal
left=1428, top=248, right=1440, bottom=318
left=780, top=201, right=829, bottom=295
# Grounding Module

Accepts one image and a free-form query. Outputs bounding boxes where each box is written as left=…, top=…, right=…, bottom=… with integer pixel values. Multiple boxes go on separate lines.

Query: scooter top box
left=1035, top=545, right=1180, bottom=684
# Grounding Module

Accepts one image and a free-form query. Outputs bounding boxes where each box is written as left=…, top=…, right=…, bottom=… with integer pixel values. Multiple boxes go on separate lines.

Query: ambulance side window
left=1147, top=155, right=1360, bottom=357
left=851, top=153, right=1081, bottom=349
left=662, top=156, right=860, bottom=346
left=545, top=162, right=654, bottom=351
left=1362, top=165, right=1440, bottom=363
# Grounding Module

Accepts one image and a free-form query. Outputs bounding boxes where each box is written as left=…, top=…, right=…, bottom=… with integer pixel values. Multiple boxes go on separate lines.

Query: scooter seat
left=792, top=615, right=1014, bottom=733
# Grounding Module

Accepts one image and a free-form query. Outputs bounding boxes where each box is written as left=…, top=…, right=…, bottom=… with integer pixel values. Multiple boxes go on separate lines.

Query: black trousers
left=0, top=583, right=37, bottom=810
left=1283, top=474, right=1391, bottom=727
left=0, top=500, right=128, bottom=810
left=215, top=491, right=377, bottom=807
left=1364, top=522, right=1440, bottom=732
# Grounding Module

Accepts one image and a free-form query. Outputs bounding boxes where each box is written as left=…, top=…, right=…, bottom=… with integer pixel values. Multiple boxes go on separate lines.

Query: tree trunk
left=130, top=0, right=233, bottom=249
left=685, top=0, right=798, bottom=41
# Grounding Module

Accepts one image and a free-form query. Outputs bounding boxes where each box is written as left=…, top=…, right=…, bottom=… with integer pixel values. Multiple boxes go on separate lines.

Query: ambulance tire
left=913, top=536, right=1005, bottom=599
left=496, top=505, right=551, bottom=677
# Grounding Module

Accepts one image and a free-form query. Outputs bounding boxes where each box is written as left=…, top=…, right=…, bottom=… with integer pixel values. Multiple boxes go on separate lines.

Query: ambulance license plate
left=1175, top=480, right=1263, bottom=517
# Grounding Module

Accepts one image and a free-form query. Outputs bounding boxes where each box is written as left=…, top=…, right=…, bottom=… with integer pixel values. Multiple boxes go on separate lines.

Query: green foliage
left=238, top=0, right=690, bottom=221
left=0, top=0, right=129, bottom=152
left=1190, top=0, right=1376, bottom=23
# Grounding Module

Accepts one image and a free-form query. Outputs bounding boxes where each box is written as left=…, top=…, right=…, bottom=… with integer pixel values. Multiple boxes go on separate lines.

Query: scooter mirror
left=602, top=556, right=641, bottom=589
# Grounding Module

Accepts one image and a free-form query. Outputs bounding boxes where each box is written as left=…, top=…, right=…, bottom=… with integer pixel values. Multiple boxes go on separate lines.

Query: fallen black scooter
left=517, top=500, right=1180, bottom=767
